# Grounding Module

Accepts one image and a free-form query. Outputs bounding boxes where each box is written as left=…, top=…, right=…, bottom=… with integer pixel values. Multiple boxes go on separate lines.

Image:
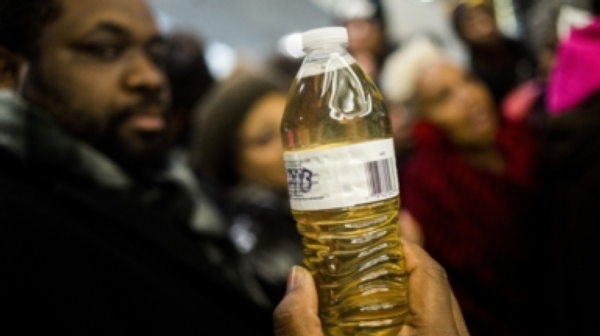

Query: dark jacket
left=543, top=94, right=600, bottom=336
left=0, top=91, right=273, bottom=335
left=226, top=183, right=303, bottom=304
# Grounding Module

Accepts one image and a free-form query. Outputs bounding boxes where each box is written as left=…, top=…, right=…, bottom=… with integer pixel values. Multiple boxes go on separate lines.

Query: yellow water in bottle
left=281, top=27, right=408, bottom=336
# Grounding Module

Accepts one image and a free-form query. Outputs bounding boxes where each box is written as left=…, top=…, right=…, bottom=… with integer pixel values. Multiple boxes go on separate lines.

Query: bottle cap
left=302, top=27, right=348, bottom=51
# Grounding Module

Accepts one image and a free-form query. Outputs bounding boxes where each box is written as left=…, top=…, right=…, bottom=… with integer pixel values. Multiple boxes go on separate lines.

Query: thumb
left=399, top=239, right=462, bottom=335
left=273, top=266, right=323, bottom=336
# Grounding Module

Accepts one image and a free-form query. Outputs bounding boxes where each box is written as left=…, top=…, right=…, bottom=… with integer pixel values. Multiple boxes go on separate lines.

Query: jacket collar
left=0, top=89, right=132, bottom=189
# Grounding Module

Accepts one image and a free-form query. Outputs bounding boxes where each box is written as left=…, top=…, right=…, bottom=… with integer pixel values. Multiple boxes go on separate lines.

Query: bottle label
left=284, top=138, right=399, bottom=211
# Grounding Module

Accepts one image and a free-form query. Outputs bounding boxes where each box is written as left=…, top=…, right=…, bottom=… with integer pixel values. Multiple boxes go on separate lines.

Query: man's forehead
left=47, top=0, right=159, bottom=40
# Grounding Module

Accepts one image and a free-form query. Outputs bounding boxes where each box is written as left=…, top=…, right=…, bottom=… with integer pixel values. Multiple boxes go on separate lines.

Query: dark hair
left=0, top=0, right=61, bottom=57
left=163, top=31, right=215, bottom=147
left=164, top=31, right=215, bottom=116
left=593, top=0, right=600, bottom=15
left=265, top=53, right=301, bottom=84
left=189, top=70, right=289, bottom=191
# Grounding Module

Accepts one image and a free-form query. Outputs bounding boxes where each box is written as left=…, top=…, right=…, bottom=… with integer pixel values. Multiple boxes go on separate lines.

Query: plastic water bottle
left=281, top=27, right=408, bottom=336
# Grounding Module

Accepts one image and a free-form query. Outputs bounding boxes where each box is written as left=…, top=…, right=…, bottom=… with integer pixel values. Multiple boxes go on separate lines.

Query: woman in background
left=381, top=39, right=544, bottom=336
left=189, top=70, right=302, bottom=305
left=452, top=2, right=536, bottom=105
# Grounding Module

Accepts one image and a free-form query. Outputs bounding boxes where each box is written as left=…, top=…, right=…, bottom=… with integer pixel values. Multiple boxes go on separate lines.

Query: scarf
left=0, top=89, right=225, bottom=233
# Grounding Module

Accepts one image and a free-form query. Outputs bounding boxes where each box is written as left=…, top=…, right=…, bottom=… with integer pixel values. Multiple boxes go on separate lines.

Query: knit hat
left=189, top=70, right=289, bottom=190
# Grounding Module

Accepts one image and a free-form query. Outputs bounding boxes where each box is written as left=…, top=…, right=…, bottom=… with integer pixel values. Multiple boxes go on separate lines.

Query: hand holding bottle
left=273, top=238, right=470, bottom=336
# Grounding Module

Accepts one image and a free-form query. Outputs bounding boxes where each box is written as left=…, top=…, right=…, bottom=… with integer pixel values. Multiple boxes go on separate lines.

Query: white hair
left=380, top=36, right=447, bottom=105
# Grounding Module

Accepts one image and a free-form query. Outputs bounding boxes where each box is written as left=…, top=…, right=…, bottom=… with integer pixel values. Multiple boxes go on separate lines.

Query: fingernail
left=286, top=266, right=304, bottom=293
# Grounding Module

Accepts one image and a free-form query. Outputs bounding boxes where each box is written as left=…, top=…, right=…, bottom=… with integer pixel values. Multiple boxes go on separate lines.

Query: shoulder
left=0, top=167, right=271, bottom=334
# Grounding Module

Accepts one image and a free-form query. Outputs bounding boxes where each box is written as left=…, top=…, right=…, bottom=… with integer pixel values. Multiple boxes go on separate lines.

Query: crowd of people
left=2, top=0, right=600, bottom=335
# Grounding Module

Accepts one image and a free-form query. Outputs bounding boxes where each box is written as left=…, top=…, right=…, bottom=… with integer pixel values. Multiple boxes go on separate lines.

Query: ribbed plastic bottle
left=281, top=27, right=408, bottom=336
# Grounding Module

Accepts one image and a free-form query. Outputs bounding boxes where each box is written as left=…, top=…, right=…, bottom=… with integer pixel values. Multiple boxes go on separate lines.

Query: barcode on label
left=365, top=158, right=398, bottom=197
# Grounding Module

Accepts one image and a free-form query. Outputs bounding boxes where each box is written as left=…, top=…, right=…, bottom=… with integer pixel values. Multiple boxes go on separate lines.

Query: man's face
left=22, top=0, right=169, bottom=173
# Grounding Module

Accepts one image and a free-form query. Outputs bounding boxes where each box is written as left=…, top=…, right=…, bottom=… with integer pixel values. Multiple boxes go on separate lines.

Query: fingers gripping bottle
left=281, top=27, right=408, bottom=336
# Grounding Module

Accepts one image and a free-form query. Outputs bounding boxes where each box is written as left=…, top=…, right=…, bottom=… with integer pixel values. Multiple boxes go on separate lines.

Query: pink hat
left=547, top=16, right=600, bottom=115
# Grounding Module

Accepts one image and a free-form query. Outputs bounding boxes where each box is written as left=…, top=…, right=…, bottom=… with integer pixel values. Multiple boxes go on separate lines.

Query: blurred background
left=149, top=0, right=474, bottom=78
left=150, top=0, right=589, bottom=78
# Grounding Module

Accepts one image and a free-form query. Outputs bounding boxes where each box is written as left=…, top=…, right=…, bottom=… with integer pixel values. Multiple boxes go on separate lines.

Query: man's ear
left=0, top=46, right=26, bottom=90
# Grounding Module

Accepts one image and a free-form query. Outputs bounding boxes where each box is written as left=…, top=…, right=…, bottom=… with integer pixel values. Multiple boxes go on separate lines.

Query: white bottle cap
left=302, top=27, right=348, bottom=51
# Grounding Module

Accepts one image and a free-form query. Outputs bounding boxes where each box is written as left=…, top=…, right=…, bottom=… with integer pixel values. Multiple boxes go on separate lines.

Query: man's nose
left=123, top=51, right=165, bottom=93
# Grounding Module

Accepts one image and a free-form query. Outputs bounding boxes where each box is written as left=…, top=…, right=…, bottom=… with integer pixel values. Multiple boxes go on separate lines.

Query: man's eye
left=79, top=43, right=124, bottom=60
left=147, top=45, right=167, bottom=66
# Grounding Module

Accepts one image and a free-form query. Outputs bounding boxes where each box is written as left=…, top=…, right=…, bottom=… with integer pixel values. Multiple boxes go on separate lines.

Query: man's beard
left=25, top=69, right=170, bottom=180
left=95, top=109, right=169, bottom=179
